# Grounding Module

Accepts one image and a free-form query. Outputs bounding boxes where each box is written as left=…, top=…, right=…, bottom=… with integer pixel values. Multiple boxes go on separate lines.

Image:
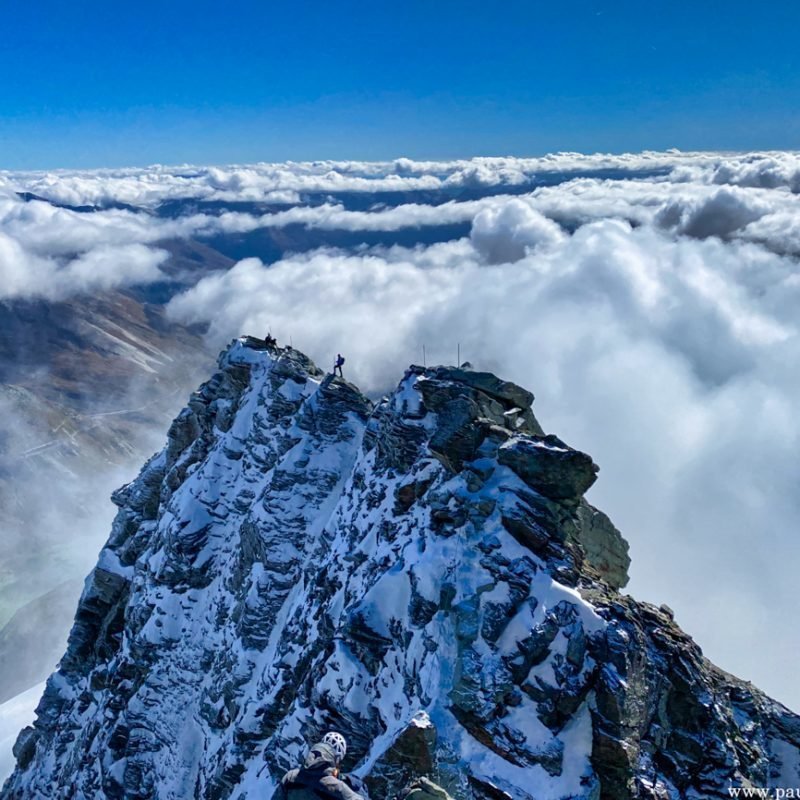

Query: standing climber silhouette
left=334, top=353, right=345, bottom=378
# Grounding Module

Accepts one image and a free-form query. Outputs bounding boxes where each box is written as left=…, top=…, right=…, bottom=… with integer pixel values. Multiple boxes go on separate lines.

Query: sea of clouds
left=2, top=150, right=799, bottom=711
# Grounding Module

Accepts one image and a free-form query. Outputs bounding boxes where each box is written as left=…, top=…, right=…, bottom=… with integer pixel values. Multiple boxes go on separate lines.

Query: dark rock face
left=3, top=342, right=798, bottom=800
left=367, top=712, right=439, bottom=798
left=497, top=436, right=598, bottom=501
left=574, top=504, right=630, bottom=591
left=10, top=730, right=36, bottom=772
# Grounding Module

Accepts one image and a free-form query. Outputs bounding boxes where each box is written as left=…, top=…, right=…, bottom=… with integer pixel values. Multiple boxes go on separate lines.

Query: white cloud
left=208, top=197, right=493, bottom=234
left=3, top=154, right=800, bottom=306
left=7, top=149, right=794, bottom=209
left=655, top=186, right=772, bottom=239
left=672, top=151, right=800, bottom=192
left=55, top=244, right=168, bottom=294
left=470, top=199, right=566, bottom=263
left=197, top=174, right=800, bottom=258
left=0, top=226, right=168, bottom=301
left=0, top=194, right=198, bottom=300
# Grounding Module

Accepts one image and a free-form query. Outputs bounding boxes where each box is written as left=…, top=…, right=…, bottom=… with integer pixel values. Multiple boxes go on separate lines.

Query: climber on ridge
left=265, top=332, right=277, bottom=349
left=333, top=353, right=345, bottom=378
left=272, top=732, right=365, bottom=800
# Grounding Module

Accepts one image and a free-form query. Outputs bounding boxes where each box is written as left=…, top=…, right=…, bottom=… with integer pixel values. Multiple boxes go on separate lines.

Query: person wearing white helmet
left=321, top=732, right=347, bottom=764
left=272, top=731, right=365, bottom=800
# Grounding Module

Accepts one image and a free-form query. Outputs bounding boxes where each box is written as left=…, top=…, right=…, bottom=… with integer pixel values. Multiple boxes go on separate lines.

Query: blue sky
left=2, top=0, right=800, bottom=168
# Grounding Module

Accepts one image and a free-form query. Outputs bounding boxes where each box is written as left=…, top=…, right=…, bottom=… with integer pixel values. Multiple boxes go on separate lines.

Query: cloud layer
left=6, top=149, right=800, bottom=207
left=5, top=150, right=800, bottom=301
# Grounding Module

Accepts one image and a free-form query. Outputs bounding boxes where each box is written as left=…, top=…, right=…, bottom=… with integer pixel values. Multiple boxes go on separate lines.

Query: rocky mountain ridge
left=3, top=337, right=798, bottom=800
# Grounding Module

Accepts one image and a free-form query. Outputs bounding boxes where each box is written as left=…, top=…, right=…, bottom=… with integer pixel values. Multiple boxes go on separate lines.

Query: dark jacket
left=273, top=743, right=364, bottom=800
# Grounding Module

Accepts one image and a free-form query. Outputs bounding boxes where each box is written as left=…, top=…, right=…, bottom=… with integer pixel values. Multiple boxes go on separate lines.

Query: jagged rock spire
left=4, top=337, right=798, bottom=800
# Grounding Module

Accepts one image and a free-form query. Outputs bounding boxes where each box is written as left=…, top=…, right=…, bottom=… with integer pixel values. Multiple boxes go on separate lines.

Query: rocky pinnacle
left=3, top=337, right=798, bottom=800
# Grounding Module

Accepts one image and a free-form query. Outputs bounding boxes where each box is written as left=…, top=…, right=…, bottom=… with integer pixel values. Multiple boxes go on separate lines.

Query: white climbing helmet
left=321, top=731, right=347, bottom=764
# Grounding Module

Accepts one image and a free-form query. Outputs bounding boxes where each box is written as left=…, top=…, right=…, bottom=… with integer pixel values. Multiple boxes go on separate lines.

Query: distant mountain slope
left=0, top=237, right=232, bottom=404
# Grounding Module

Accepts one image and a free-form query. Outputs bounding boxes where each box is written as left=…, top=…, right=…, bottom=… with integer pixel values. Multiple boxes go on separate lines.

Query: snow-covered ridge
left=3, top=338, right=799, bottom=800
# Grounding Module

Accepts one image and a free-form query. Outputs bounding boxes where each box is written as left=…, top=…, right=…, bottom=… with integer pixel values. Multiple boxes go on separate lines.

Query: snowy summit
left=3, top=336, right=799, bottom=800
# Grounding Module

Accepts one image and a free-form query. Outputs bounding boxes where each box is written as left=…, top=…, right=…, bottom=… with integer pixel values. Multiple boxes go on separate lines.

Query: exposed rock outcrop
left=3, top=338, right=797, bottom=800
